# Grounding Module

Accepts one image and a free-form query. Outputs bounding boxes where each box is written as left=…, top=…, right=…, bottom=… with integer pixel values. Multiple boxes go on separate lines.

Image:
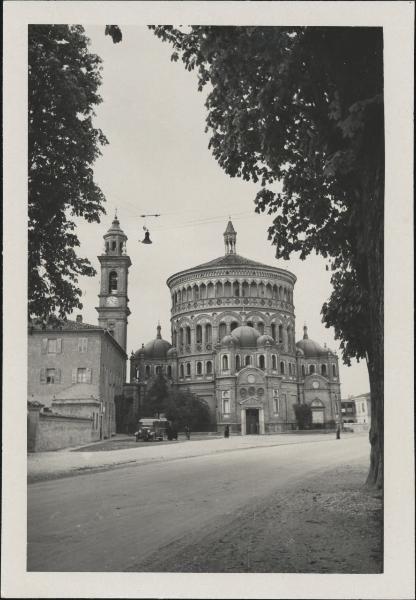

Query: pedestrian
left=184, top=424, right=191, bottom=440
left=336, top=425, right=341, bottom=439
left=224, top=425, right=230, bottom=438
left=166, top=425, right=173, bottom=441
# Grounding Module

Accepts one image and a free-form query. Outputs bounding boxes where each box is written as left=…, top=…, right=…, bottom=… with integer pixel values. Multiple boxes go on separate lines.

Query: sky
left=72, top=25, right=369, bottom=397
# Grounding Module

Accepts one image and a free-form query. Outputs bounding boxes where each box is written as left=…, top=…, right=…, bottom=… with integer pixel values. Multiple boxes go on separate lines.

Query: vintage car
left=135, top=418, right=169, bottom=442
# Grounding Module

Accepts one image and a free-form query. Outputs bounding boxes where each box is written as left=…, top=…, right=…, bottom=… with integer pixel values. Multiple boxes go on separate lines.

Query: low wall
left=343, top=422, right=370, bottom=433
left=28, top=411, right=99, bottom=452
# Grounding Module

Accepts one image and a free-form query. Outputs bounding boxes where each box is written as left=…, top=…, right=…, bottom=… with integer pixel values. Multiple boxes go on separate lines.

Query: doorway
left=245, top=408, right=259, bottom=434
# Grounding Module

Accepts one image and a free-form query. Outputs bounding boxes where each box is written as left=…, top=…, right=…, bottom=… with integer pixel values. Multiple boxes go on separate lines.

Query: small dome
left=104, top=213, right=127, bottom=239
left=296, top=325, right=327, bottom=357
left=296, top=347, right=305, bottom=357
left=230, top=325, right=260, bottom=348
left=167, top=346, right=177, bottom=357
left=137, top=324, right=172, bottom=360
left=221, top=334, right=235, bottom=347
left=257, top=334, right=275, bottom=347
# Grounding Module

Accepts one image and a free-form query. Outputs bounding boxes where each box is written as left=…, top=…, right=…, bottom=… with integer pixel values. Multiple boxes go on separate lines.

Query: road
left=28, top=435, right=370, bottom=572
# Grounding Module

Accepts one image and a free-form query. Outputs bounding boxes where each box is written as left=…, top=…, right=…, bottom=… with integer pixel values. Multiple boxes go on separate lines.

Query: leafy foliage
left=105, top=26, right=122, bottom=44
left=150, top=26, right=384, bottom=487
left=28, top=25, right=108, bottom=319
left=144, top=374, right=210, bottom=429
left=294, top=403, right=312, bottom=430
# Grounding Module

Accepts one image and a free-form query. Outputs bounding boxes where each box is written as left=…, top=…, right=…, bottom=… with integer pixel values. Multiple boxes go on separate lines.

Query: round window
left=247, top=374, right=255, bottom=384
left=240, top=388, right=247, bottom=398
left=257, top=388, right=264, bottom=396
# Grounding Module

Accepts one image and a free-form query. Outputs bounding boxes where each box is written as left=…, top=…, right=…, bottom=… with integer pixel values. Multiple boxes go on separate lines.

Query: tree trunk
left=362, top=167, right=384, bottom=490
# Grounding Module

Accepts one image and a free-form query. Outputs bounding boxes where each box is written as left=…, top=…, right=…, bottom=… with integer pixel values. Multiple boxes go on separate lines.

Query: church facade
left=129, top=220, right=342, bottom=434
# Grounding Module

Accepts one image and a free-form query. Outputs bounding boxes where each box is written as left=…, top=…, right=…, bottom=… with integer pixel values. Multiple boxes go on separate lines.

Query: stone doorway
left=246, top=408, right=260, bottom=434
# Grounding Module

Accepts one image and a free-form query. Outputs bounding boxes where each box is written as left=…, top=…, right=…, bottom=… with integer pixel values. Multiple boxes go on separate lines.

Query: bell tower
left=96, top=213, right=131, bottom=351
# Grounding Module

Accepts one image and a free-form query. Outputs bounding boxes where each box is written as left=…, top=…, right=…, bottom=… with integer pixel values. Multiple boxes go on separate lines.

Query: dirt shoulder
left=130, top=463, right=382, bottom=574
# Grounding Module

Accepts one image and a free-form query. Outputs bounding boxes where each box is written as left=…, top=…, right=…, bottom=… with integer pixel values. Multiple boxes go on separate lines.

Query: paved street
left=28, top=434, right=372, bottom=572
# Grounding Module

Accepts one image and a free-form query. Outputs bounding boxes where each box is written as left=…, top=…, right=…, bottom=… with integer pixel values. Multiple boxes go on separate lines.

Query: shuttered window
left=73, top=368, right=92, bottom=383
left=41, top=338, right=62, bottom=353
left=78, top=338, right=88, bottom=353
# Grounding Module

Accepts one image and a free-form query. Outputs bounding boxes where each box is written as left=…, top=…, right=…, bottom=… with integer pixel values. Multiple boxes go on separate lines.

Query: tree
left=164, top=388, right=211, bottom=431
left=145, top=373, right=169, bottom=418
left=294, top=403, right=312, bottom=430
left=28, top=25, right=108, bottom=319
left=150, top=26, right=384, bottom=488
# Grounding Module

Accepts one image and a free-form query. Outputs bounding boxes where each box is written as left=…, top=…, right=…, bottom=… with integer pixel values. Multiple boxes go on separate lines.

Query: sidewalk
left=27, top=432, right=362, bottom=483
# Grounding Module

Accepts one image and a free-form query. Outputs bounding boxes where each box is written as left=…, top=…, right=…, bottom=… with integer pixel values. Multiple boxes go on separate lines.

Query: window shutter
left=84, top=338, right=88, bottom=352
left=40, top=368, right=46, bottom=383
left=56, top=338, right=62, bottom=353
left=86, top=368, right=92, bottom=383
left=56, top=368, right=62, bottom=384
left=72, top=369, right=77, bottom=384
left=41, top=339, right=48, bottom=354
left=78, top=338, right=82, bottom=352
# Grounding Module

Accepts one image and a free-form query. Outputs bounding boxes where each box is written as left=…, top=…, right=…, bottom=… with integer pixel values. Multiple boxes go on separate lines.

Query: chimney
left=76, top=314, right=83, bottom=323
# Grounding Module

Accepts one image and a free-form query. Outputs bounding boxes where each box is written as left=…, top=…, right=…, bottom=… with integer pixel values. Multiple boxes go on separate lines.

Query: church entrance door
left=245, top=409, right=259, bottom=434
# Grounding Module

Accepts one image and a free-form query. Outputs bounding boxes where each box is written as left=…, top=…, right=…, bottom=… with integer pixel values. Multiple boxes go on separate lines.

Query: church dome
left=230, top=325, right=260, bottom=347
left=141, top=324, right=171, bottom=359
left=296, top=325, right=327, bottom=358
left=257, top=334, right=275, bottom=347
left=104, top=212, right=127, bottom=239
left=221, top=334, right=235, bottom=347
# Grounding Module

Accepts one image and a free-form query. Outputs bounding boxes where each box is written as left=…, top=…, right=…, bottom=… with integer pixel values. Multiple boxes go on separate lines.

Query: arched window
left=235, top=355, right=241, bottom=371
left=302, top=365, right=306, bottom=377
left=207, top=282, right=214, bottom=298
left=186, top=363, right=191, bottom=377
left=111, top=240, right=116, bottom=251
left=273, top=284, right=278, bottom=299
left=230, top=321, right=238, bottom=332
left=167, top=365, right=172, bottom=378
left=250, top=282, right=258, bottom=297
left=186, top=327, right=191, bottom=345
left=196, top=361, right=202, bottom=375
left=259, top=355, right=265, bottom=370
left=266, top=284, right=273, bottom=298
left=288, top=363, right=292, bottom=376
left=145, top=365, right=150, bottom=378
left=272, top=355, right=277, bottom=370
left=280, top=361, right=285, bottom=375
left=222, top=355, right=229, bottom=371
left=219, top=322, right=227, bottom=340
left=206, top=361, right=213, bottom=375
left=215, top=281, right=223, bottom=297
left=156, top=365, right=162, bottom=375
left=179, top=328, right=184, bottom=345
left=224, top=281, right=232, bottom=297
left=332, top=364, right=337, bottom=377
left=200, top=283, right=206, bottom=299
left=242, top=282, right=249, bottom=297
left=271, top=324, right=276, bottom=340
left=278, top=324, right=283, bottom=343
left=196, top=325, right=202, bottom=343
left=233, top=281, right=240, bottom=296
left=258, top=322, right=264, bottom=335
left=105, top=242, right=109, bottom=253
left=309, top=364, right=315, bottom=374
left=180, top=364, right=184, bottom=378
left=109, top=271, right=118, bottom=293
left=245, top=355, right=252, bottom=366
left=187, top=286, right=192, bottom=301
left=205, top=323, right=212, bottom=343
left=247, top=321, right=253, bottom=328
left=321, top=364, right=327, bottom=376
left=258, top=282, right=265, bottom=297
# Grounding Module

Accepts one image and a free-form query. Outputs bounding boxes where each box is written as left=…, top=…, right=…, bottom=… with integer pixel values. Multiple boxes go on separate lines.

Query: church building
left=128, top=219, right=342, bottom=434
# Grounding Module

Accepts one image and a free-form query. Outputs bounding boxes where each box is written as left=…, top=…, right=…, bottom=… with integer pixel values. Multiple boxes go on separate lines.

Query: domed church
left=129, top=220, right=342, bottom=434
